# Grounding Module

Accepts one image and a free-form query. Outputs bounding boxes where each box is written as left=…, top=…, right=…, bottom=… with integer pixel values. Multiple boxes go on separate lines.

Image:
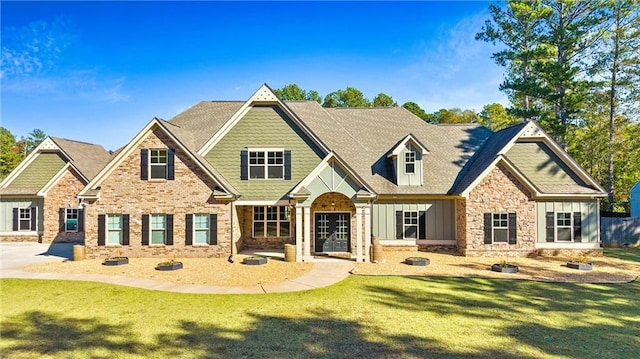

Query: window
left=65, top=209, right=79, bottom=232
left=107, top=215, right=123, bottom=245
left=151, top=215, right=166, bottom=244
left=492, top=213, right=509, bottom=243
left=150, top=149, right=167, bottom=179
left=484, top=212, right=517, bottom=244
left=405, top=152, right=416, bottom=174
left=253, top=206, right=290, bottom=237
left=249, top=150, right=283, bottom=179
left=19, top=208, right=31, bottom=231
left=556, top=212, right=572, bottom=241
left=194, top=214, right=210, bottom=245
left=403, top=211, right=418, bottom=239
left=545, top=212, right=581, bottom=242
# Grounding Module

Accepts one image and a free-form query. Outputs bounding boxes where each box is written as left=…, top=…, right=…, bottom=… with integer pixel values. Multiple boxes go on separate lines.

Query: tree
left=402, top=102, right=430, bottom=121
left=430, top=108, right=480, bottom=124
left=479, top=103, right=522, bottom=131
left=21, top=128, right=47, bottom=156
left=322, top=87, right=371, bottom=108
left=373, top=93, right=397, bottom=107
left=588, top=0, right=640, bottom=210
left=273, top=84, right=322, bottom=103
left=0, top=127, right=23, bottom=180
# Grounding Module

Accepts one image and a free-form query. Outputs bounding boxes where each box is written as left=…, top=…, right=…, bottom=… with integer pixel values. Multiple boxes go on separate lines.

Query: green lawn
left=1, top=276, right=638, bottom=358
left=604, top=247, right=640, bottom=263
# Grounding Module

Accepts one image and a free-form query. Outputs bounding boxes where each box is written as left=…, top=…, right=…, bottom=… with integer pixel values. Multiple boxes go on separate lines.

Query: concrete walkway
left=0, top=242, right=354, bottom=294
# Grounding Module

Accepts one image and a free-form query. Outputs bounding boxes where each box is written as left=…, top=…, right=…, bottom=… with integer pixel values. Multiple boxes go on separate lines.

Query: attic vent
left=39, top=138, right=59, bottom=150
left=520, top=124, right=545, bottom=138
left=253, top=87, right=279, bottom=102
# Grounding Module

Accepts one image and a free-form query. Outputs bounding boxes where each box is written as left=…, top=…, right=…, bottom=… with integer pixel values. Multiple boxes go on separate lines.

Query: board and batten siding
left=7, top=152, right=67, bottom=189
left=0, top=198, right=44, bottom=232
left=372, top=200, right=455, bottom=241
left=535, top=201, right=598, bottom=243
left=204, top=105, right=324, bottom=201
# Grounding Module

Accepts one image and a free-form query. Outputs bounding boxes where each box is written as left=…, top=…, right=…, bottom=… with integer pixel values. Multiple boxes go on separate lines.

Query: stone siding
left=237, top=205, right=295, bottom=249
left=43, top=168, right=86, bottom=243
left=84, top=128, right=232, bottom=259
left=0, top=234, right=40, bottom=242
left=463, top=163, right=537, bottom=257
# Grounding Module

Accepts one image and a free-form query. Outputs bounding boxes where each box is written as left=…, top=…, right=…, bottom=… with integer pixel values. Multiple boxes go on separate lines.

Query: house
left=0, top=137, right=111, bottom=243
left=2, top=84, right=607, bottom=260
left=631, top=181, right=640, bottom=217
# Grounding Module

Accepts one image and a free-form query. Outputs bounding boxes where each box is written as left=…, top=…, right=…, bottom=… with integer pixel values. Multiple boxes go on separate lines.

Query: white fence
left=600, top=217, right=640, bottom=246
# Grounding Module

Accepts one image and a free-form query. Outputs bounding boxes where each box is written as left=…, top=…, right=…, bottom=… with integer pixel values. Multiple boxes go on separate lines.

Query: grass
left=604, top=247, right=640, bottom=263
left=1, top=276, right=639, bottom=358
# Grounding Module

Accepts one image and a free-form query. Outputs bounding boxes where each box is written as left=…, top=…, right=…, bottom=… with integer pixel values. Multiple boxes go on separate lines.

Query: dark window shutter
left=140, top=149, right=148, bottom=180
left=573, top=212, right=582, bottom=242
left=545, top=212, right=555, bottom=242
left=59, top=208, right=65, bottom=232
left=122, top=215, right=130, bottom=245
left=209, top=213, right=218, bottom=245
left=508, top=213, right=517, bottom=244
left=418, top=210, right=426, bottom=240
left=78, top=208, right=85, bottom=232
left=167, top=149, right=175, bottom=180
left=12, top=208, right=19, bottom=231
left=240, top=150, right=248, bottom=180
left=484, top=213, right=492, bottom=244
left=97, top=214, right=106, bottom=246
left=165, top=214, right=174, bottom=245
left=30, top=207, right=37, bottom=231
left=185, top=214, right=193, bottom=245
left=284, top=150, right=292, bottom=180
left=395, top=211, right=403, bottom=239
left=141, top=214, right=149, bottom=245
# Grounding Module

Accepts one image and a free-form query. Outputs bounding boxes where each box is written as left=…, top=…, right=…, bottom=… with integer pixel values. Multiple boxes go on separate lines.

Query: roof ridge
left=50, top=136, right=103, bottom=147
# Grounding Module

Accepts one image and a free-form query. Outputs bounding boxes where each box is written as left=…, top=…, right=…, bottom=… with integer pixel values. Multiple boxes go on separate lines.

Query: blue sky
left=1, top=1, right=507, bottom=151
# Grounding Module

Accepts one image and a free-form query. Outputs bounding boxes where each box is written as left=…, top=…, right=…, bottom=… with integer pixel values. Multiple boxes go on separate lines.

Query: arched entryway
left=310, top=192, right=355, bottom=254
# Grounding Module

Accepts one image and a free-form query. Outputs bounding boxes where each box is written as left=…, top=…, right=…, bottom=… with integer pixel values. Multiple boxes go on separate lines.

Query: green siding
left=299, top=160, right=362, bottom=206
left=535, top=201, right=598, bottom=243
left=505, top=142, right=586, bottom=186
left=205, top=105, right=324, bottom=200
left=8, top=152, right=67, bottom=189
left=372, top=200, right=455, bottom=241
left=0, top=198, right=44, bottom=232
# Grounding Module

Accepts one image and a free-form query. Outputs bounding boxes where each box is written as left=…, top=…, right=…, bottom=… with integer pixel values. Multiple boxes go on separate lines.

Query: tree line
left=0, top=128, right=47, bottom=180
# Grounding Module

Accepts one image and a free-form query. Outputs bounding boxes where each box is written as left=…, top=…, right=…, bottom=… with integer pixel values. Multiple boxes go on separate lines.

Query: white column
left=303, top=207, right=312, bottom=261
left=364, top=206, right=371, bottom=262
left=356, top=207, right=363, bottom=262
left=295, top=206, right=303, bottom=262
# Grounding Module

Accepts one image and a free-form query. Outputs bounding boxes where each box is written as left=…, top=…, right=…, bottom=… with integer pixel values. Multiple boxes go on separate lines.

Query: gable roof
left=0, top=137, right=110, bottom=196
left=454, top=121, right=606, bottom=198
left=79, top=118, right=238, bottom=198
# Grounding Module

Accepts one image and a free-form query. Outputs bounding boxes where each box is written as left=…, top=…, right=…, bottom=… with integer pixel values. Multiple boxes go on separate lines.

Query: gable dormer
left=387, top=134, right=429, bottom=186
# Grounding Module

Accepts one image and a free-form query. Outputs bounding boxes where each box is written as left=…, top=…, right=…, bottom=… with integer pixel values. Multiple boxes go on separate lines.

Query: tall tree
left=322, top=87, right=371, bottom=108
left=589, top=0, right=640, bottom=210
left=430, top=108, right=480, bottom=124
left=21, top=128, right=47, bottom=156
left=0, top=127, right=22, bottom=180
left=402, top=102, right=430, bottom=121
left=373, top=93, right=397, bottom=107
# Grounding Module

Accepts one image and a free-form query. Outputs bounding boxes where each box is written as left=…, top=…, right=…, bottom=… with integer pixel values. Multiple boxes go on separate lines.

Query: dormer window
left=405, top=152, right=416, bottom=174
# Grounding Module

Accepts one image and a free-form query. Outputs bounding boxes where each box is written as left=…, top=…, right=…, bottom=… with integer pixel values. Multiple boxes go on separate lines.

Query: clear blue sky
left=1, top=1, right=507, bottom=151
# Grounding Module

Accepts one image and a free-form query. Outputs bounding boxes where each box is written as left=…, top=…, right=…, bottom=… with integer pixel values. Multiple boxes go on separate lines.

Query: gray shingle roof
left=169, top=101, right=244, bottom=150
left=50, top=137, right=112, bottom=181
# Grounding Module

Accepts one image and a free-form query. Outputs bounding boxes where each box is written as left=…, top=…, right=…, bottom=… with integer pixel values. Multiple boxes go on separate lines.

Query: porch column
left=364, top=206, right=371, bottom=262
left=295, top=206, right=303, bottom=262
left=303, top=207, right=312, bottom=261
left=356, top=207, right=363, bottom=262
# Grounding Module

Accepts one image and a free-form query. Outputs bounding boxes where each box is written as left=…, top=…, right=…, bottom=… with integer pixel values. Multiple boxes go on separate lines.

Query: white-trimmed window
left=492, top=213, right=509, bottom=243
left=403, top=211, right=418, bottom=239
left=151, top=214, right=166, bottom=245
left=19, top=208, right=31, bottom=231
left=107, top=215, right=123, bottom=245
left=150, top=149, right=167, bottom=179
left=249, top=150, right=284, bottom=179
left=65, top=208, right=79, bottom=232
left=405, top=152, right=416, bottom=174
left=556, top=212, right=572, bottom=242
left=253, top=206, right=290, bottom=237
left=194, top=214, right=210, bottom=245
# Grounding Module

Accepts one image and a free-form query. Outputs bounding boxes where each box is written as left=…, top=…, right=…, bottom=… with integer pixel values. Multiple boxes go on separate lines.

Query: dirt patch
left=353, top=251, right=640, bottom=283
left=24, top=254, right=313, bottom=287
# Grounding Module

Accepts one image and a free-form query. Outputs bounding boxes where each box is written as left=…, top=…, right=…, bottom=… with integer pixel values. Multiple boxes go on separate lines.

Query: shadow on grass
left=604, top=247, right=640, bottom=263
left=1, top=311, right=149, bottom=357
